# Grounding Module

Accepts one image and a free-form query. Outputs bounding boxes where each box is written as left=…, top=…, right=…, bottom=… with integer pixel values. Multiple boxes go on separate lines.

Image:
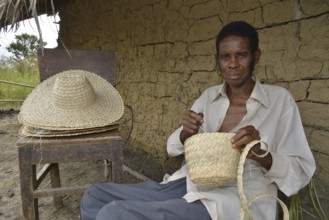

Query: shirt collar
left=250, top=79, right=269, bottom=108
left=212, top=78, right=269, bottom=108
left=211, top=82, right=228, bottom=101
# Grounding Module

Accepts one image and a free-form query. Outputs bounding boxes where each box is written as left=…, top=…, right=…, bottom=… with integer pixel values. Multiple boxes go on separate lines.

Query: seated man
left=80, top=21, right=316, bottom=220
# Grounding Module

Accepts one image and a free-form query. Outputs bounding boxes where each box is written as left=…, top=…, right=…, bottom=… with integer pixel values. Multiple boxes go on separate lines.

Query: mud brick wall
left=57, top=0, right=329, bottom=196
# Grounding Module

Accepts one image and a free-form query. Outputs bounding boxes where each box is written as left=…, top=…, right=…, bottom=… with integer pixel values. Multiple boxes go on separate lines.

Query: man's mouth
left=226, top=72, right=241, bottom=80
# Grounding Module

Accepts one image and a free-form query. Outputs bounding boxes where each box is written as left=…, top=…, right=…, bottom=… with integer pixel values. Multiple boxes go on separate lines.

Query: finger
left=188, top=110, right=204, bottom=125
left=232, top=134, right=253, bottom=148
left=233, top=125, right=259, bottom=141
left=232, top=128, right=249, bottom=142
left=232, top=125, right=260, bottom=148
left=182, top=119, right=199, bottom=133
left=197, top=112, right=204, bottom=124
left=182, top=111, right=201, bottom=134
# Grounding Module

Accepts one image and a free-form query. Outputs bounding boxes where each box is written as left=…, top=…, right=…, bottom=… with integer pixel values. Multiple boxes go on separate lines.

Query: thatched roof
left=0, top=0, right=66, bottom=32
left=0, top=0, right=67, bottom=51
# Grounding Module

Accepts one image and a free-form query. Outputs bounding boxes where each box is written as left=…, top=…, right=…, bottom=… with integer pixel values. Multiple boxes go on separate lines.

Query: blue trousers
left=80, top=177, right=211, bottom=220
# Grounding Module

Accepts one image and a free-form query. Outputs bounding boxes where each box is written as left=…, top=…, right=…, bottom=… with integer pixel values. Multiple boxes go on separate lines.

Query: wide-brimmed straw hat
left=18, top=69, right=124, bottom=131
left=19, top=124, right=119, bottom=137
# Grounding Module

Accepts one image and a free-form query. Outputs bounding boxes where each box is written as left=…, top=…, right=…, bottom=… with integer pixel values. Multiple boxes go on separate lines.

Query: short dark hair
left=216, top=21, right=259, bottom=56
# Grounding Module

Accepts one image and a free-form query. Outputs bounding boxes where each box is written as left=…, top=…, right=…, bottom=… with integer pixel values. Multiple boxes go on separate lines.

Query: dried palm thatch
left=0, top=0, right=57, bottom=30
left=0, top=0, right=57, bottom=45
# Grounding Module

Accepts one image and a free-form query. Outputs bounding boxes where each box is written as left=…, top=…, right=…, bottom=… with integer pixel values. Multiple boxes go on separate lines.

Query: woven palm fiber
left=19, top=123, right=119, bottom=137
left=185, top=132, right=289, bottom=220
left=184, top=132, right=239, bottom=187
left=18, top=70, right=124, bottom=131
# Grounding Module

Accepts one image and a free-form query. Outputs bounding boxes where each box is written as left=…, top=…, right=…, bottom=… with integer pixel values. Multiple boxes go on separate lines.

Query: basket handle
left=237, top=140, right=289, bottom=220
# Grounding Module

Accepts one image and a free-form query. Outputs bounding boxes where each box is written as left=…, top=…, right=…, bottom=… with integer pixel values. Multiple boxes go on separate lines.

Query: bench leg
left=111, top=145, right=123, bottom=183
left=50, top=163, right=63, bottom=208
left=18, top=147, right=39, bottom=220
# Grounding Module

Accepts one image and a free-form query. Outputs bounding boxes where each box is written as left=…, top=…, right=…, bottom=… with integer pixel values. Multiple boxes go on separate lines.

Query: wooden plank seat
left=16, top=130, right=124, bottom=220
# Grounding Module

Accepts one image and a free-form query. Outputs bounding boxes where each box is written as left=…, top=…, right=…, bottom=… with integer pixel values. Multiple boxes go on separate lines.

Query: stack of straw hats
left=18, top=69, right=124, bottom=137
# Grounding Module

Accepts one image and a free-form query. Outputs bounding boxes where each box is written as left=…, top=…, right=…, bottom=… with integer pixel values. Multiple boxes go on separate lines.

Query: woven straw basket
left=184, top=132, right=289, bottom=220
left=184, top=132, right=239, bottom=187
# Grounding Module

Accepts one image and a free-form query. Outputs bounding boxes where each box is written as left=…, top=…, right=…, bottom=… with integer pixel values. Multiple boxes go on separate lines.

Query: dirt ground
left=0, top=110, right=141, bottom=220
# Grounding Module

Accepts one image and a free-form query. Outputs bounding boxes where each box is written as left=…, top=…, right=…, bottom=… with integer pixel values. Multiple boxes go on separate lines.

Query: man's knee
left=81, top=185, right=99, bottom=205
left=80, top=184, right=107, bottom=219
left=96, top=201, right=129, bottom=220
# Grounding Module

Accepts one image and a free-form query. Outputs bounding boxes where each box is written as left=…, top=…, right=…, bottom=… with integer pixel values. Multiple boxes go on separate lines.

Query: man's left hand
left=231, top=125, right=261, bottom=159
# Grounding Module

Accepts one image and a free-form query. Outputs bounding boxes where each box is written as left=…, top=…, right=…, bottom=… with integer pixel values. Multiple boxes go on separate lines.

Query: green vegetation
left=289, top=193, right=302, bottom=219
left=308, top=180, right=327, bottom=220
left=0, top=57, right=39, bottom=109
left=0, top=33, right=42, bottom=110
left=288, top=180, right=327, bottom=220
left=6, top=33, right=46, bottom=63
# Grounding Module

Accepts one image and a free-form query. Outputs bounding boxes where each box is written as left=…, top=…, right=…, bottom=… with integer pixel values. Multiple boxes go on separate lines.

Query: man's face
left=218, top=35, right=260, bottom=88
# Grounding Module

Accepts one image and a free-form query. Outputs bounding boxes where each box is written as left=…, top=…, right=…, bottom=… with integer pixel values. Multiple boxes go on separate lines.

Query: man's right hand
left=180, top=110, right=204, bottom=144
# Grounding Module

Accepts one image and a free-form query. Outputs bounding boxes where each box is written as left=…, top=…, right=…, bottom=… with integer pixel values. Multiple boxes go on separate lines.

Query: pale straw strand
left=237, top=140, right=289, bottom=220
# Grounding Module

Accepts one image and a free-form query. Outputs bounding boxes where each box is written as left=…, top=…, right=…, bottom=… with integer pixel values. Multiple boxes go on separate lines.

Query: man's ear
left=255, top=48, right=261, bottom=63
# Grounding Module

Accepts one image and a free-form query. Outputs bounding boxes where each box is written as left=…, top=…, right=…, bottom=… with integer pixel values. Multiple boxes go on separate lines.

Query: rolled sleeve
left=265, top=152, right=310, bottom=196
left=167, top=126, right=184, bottom=157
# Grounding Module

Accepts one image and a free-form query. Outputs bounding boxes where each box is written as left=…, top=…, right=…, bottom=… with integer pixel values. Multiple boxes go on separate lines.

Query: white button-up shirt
left=165, top=79, right=316, bottom=220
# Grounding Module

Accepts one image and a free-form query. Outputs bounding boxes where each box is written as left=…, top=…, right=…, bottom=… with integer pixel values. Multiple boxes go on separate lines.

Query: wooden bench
left=16, top=131, right=124, bottom=220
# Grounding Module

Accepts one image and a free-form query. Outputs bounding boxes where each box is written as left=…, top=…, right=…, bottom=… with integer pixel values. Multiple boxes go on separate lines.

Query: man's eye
left=237, top=53, right=248, bottom=59
left=219, top=55, right=230, bottom=61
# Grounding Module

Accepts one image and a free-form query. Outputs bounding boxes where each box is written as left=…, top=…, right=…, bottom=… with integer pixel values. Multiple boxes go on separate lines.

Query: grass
left=288, top=179, right=328, bottom=220
left=308, top=180, right=327, bottom=220
left=0, top=58, right=40, bottom=110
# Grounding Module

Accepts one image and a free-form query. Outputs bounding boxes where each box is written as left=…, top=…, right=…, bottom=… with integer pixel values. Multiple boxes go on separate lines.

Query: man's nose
left=228, top=57, right=239, bottom=68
